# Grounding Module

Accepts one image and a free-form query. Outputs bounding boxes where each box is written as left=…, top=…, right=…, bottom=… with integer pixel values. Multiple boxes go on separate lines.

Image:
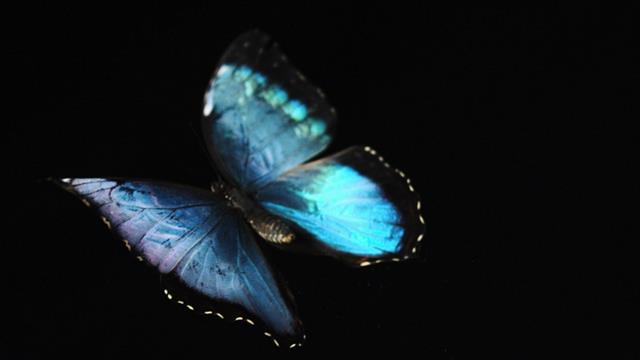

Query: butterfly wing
left=55, top=178, right=302, bottom=344
left=255, top=147, right=425, bottom=266
left=202, top=30, right=336, bottom=192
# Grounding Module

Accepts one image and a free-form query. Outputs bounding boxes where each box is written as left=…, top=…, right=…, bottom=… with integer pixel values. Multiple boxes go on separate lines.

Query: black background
left=5, top=3, right=637, bottom=358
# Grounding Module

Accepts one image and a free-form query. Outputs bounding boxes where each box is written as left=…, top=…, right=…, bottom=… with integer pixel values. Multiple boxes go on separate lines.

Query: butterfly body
left=212, top=180, right=295, bottom=245
left=54, top=30, right=425, bottom=347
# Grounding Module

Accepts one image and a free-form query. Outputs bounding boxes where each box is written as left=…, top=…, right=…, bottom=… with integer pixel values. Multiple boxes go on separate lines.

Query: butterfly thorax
left=211, top=182, right=295, bottom=245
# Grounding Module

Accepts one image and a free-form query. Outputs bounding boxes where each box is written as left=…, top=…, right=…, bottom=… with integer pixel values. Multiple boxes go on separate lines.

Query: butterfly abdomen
left=215, top=182, right=295, bottom=245
left=247, top=211, right=295, bottom=245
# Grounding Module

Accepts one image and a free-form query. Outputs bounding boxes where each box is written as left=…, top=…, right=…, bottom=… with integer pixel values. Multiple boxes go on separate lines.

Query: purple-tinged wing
left=55, top=178, right=302, bottom=344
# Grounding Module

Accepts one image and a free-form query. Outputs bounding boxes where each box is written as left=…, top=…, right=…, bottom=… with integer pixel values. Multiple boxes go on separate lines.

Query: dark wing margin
left=255, top=146, right=425, bottom=267
left=202, top=30, right=337, bottom=192
left=53, top=178, right=303, bottom=346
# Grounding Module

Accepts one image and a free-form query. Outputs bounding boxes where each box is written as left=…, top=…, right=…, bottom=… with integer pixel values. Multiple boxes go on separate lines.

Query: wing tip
left=225, top=29, right=275, bottom=57
left=359, top=143, right=427, bottom=246
left=239, top=28, right=271, bottom=41
left=48, top=177, right=103, bottom=190
left=163, top=285, right=305, bottom=349
left=47, top=177, right=74, bottom=190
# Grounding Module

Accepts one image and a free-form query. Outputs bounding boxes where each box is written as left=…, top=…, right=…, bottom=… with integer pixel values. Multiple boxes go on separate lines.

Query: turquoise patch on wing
left=258, top=163, right=405, bottom=257
left=212, top=64, right=319, bottom=126
left=282, top=100, right=307, bottom=122
left=261, top=85, right=288, bottom=107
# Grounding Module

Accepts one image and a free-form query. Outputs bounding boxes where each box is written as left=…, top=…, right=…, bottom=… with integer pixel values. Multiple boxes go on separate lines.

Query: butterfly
left=53, top=30, right=425, bottom=348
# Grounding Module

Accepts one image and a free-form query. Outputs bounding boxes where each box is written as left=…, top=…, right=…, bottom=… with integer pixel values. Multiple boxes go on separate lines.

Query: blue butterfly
left=54, top=30, right=425, bottom=348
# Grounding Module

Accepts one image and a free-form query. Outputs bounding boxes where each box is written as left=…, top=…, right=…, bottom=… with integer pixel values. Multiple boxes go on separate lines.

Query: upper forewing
left=202, top=30, right=336, bottom=191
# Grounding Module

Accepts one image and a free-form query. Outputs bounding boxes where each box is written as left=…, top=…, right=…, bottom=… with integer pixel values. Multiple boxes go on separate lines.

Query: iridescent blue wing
left=55, top=178, right=302, bottom=345
left=255, top=147, right=425, bottom=267
left=202, top=30, right=336, bottom=192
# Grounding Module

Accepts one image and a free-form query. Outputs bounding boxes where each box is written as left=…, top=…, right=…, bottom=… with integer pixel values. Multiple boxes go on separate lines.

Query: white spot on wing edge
left=216, top=64, right=232, bottom=77
left=203, top=88, right=213, bottom=117
left=61, top=178, right=72, bottom=183
left=100, top=216, right=111, bottom=229
left=360, top=261, right=371, bottom=267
